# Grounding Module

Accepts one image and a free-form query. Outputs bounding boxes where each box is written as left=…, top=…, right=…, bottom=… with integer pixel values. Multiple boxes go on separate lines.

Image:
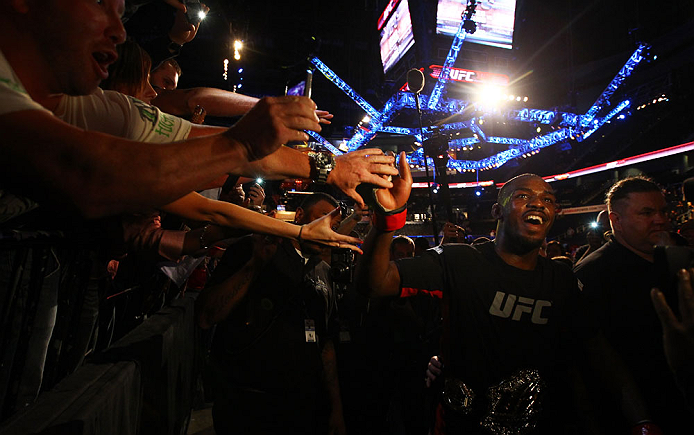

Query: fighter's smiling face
left=494, top=175, right=558, bottom=254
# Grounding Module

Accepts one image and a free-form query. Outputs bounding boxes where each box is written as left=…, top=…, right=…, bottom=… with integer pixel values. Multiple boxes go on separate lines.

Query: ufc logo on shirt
left=488, top=291, right=551, bottom=325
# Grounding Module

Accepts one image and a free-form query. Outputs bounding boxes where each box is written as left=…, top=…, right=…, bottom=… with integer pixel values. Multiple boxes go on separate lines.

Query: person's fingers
left=679, top=268, right=694, bottom=325
left=364, top=154, right=396, bottom=165
left=350, top=148, right=385, bottom=157
left=334, top=189, right=362, bottom=209
left=651, top=288, right=679, bottom=332
left=359, top=174, right=394, bottom=189
left=164, top=0, right=187, bottom=12
left=332, top=239, right=363, bottom=255
left=369, top=162, right=400, bottom=176
left=398, top=151, right=413, bottom=184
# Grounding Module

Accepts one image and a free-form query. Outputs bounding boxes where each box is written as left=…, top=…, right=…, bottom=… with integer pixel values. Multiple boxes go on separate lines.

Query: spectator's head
left=606, top=176, right=670, bottom=261
left=150, top=59, right=181, bottom=92
left=545, top=240, right=564, bottom=259
left=492, top=174, right=557, bottom=254
left=552, top=255, right=574, bottom=269
left=390, top=235, right=415, bottom=260
left=6, top=0, right=127, bottom=96
left=295, top=193, right=339, bottom=254
left=101, top=39, right=157, bottom=104
left=414, top=237, right=431, bottom=256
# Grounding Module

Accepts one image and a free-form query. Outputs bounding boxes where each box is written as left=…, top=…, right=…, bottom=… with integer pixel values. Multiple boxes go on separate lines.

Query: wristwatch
left=307, top=151, right=336, bottom=184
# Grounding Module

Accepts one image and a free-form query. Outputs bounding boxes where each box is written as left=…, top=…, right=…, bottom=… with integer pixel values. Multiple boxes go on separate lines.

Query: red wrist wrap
left=372, top=208, right=407, bottom=232
left=631, top=422, right=663, bottom=435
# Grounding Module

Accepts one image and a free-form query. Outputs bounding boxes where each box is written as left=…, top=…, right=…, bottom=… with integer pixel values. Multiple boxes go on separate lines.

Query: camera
left=185, top=0, right=206, bottom=26
left=331, top=248, right=355, bottom=298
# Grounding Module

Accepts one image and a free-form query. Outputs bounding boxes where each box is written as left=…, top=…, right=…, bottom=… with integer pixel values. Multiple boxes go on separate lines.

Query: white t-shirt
left=54, top=89, right=192, bottom=143
left=0, top=49, right=52, bottom=116
left=0, top=49, right=50, bottom=222
left=0, top=49, right=192, bottom=224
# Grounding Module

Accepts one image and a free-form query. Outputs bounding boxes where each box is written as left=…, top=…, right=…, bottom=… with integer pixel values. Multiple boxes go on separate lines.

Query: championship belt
left=481, top=369, right=545, bottom=435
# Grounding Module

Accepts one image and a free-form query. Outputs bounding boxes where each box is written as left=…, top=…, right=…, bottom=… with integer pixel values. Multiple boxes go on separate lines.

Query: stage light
left=477, top=85, right=504, bottom=105
left=238, top=68, right=243, bottom=73
left=475, top=190, right=482, bottom=197
left=198, top=10, right=207, bottom=20
left=516, top=96, right=521, bottom=102
left=536, top=126, right=542, bottom=133
left=234, top=52, right=240, bottom=60
left=362, top=115, right=371, bottom=123
left=256, top=178, right=264, bottom=184
left=234, top=40, right=243, bottom=50
left=523, top=96, right=528, bottom=102
left=508, top=94, right=515, bottom=100
left=590, top=222, right=599, bottom=229
left=617, top=114, right=625, bottom=120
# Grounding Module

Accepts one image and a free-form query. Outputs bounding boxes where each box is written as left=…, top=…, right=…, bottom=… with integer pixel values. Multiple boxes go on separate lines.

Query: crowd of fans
left=1, top=1, right=694, bottom=434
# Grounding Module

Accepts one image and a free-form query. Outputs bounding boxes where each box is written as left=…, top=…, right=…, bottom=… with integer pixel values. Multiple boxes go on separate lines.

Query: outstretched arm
left=354, top=152, right=412, bottom=297
left=0, top=96, right=319, bottom=218
left=160, top=192, right=363, bottom=252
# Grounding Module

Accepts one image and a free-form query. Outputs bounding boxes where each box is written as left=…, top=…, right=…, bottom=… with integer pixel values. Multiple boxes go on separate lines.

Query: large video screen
left=379, top=0, right=415, bottom=73
left=436, top=0, right=517, bottom=50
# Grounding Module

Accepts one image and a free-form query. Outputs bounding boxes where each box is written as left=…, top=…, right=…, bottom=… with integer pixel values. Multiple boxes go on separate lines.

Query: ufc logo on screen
left=488, top=291, right=551, bottom=324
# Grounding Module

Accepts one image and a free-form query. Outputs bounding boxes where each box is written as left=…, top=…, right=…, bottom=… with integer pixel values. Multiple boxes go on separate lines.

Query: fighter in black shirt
left=356, top=158, right=579, bottom=434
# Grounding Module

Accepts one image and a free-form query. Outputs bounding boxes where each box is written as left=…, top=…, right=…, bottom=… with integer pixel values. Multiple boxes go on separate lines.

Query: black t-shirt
left=574, top=238, right=694, bottom=432
left=397, top=242, right=578, bottom=433
left=208, top=236, right=336, bottom=433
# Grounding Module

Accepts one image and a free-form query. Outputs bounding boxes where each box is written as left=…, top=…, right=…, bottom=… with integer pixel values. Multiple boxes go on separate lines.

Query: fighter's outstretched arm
left=355, top=152, right=412, bottom=297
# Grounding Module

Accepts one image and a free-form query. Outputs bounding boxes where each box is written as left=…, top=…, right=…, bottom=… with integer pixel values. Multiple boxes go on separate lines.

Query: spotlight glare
left=234, top=40, right=243, bottom=50
left=198, top=10, right=207, bottom=20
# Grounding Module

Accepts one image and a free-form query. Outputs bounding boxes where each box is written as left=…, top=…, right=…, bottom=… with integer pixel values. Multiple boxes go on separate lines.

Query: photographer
left=196, top=193, right=347, bottom=435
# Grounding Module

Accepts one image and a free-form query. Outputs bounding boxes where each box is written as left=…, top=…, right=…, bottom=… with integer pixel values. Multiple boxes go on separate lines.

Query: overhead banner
left=429, top=65, right=509, bottom=86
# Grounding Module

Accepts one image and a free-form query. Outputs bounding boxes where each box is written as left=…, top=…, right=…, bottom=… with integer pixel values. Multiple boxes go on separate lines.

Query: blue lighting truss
left=488, top=136, right=528, bottom=146
left=427, top=20, right=468, bottom=110
left=310, top=34, right=648, bottom=170
left=379, top=126, right=419, bottom=135
left=579, top=99, right=630, bottom=141
left=309, top=57, right=380, bottom=119
left=581, top=44, right=648, bottom=126
left=306, top=130, right=343, bottom=155
left=449, top=137, right=480, bottom=148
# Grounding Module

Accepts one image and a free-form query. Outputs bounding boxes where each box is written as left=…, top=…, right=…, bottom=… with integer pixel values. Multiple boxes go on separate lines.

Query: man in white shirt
left=0, top=0, right=397, bottom=221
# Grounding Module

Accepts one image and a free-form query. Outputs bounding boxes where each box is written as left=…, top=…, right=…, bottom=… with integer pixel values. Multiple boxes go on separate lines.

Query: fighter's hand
left=374, top=151, right=412, bottom=211
left=299, top=208, right=363, bottom=254
left=425, top=355, right=442, bottom=388
left=316, top=110, right=334, bottom=125
left=328, top=149, right=399, bottom=208
left=651, top=268, right=694, bottom=376
left=226, top=96, right=321, bottom=162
